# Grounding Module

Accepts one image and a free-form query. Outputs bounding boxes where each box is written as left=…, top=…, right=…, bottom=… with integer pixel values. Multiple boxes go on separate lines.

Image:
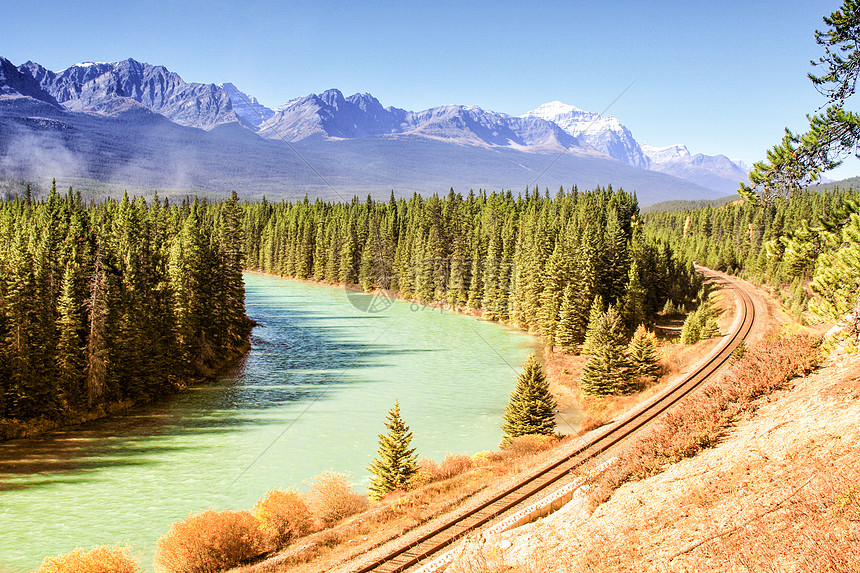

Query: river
left=0, top=273, right=540, bottom=572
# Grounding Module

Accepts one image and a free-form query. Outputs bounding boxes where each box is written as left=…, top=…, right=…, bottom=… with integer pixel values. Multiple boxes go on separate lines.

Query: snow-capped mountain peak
left=0, top=56, right=752, bottom=196
left=641, top=142, right=691, bottom=163
left=641, top=141, right=749, bottom=192
left=527, top=100, right=584, bottom=117
left=523, top=100, right=647, bottom=168
left=522, top=101, right=750, bottom=191
left=17, top=58, right=240, bottom=129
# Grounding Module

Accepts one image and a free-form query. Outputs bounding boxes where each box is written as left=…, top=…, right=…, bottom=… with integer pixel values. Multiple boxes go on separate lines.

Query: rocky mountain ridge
left=0, top=56, right=745, bottom=200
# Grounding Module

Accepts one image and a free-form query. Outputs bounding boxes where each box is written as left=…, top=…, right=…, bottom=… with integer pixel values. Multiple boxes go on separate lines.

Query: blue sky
left=5, top=0, right=857, bottom=178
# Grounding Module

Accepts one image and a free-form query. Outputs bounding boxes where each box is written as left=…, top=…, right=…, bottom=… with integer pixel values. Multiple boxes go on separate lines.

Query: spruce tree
left=661, top=298, right=677, bottom=315
left=602, top=207, right=631, bottom=305
left=554, top=284, right=578, bottom=353
left=681, top=299, right=719, bottom=344
left=367, top=400, right=419, bottom=502
left=628, top=325, right=661, bottom=381
left=538, top=242, right=569, bottom=341
left=501, top=354, right=557, bottom=443
left=579, top=307, right=633, bottom=396
left=697, top=301, right=721, bottom=339
left=581, top=295, right=605, bottom=355
left=622, top=260, right=648, bottom=330
left=680, top=312, right=701, bottom=345
left=56, top=260, right=86, bottom=408
left=808, top=204, right=860, bottom=335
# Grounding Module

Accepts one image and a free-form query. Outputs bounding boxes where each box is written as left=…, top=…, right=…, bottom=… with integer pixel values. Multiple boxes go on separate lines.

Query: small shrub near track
left=305, top=471, right=368, bottom=527
left=501, top=434, right=560, bottom=456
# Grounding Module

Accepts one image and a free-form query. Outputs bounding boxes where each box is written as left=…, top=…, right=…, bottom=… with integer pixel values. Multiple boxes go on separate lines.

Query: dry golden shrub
left=305, top=471, right=368, bottom=527
left=589, top=334, right=822, bottom=508
left=410, top=458, right=441, bottom=488
left=577, top=415, right=605, bottom=435
left=252, top=489, right=313, bottom=548
left=35, top=545, right=141, bottom=573
left=501, top=434, right=559, bottom=456
left=626, top=335, right=818, bottom=482
left=154, top=509, right=269, bottom=573
left=446, top=535, right=509, bottom=573
left=436, top=454, right=474, bottom=479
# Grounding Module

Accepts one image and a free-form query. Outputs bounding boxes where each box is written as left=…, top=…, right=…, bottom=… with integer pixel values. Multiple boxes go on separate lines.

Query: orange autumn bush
left=154, top=509, right=269, bottom=573
left=304, top=471, right=368, bottom=527
left=436, top=453, right=474, bottom=480
left=35, top=544, right=141, bottom=573
left=500, top=433, right=559, bottom=456
left=252, top=489, right=313, bottom=547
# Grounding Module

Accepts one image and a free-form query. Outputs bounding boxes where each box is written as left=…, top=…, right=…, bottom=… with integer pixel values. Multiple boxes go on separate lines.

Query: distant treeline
left=639, top=195, right=739, bottom=214
left=643, top=188, right=860, bottom=315
left=240, top=186, right=702, bottom=344
left=0, top=185, right=250, bottom=427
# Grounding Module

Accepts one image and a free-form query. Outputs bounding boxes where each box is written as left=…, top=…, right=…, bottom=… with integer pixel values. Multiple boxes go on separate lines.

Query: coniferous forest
left=643, top=188, right=860, bottom=318
left=1, top=184, right=705, bottom=431
left=8, top=179, right=860, bottom=432
left=240, top=186, right=702, bottom=342
left=0, top=184, right=251, bottom=431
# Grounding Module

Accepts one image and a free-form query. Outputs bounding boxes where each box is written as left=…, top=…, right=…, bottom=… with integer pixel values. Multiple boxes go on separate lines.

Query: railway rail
left=350, top=269, right=756, bottom=573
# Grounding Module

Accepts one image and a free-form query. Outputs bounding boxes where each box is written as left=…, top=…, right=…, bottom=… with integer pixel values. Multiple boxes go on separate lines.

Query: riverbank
left=244, top=268, right=749, bottom=440
left=0, top=338, right=251, bottom=443
left=2, top=272, right=540, bottom=573
left=226, top=271, right=767, bottom=573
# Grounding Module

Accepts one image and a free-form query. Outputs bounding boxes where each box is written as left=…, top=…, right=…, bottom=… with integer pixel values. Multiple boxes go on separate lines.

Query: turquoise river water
left=0, top=273, right=540, bottom=572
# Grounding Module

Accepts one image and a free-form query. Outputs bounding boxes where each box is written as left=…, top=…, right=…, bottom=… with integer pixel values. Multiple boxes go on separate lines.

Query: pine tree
left=602, top=207, right=631, bottom=305
left=446, top=197, right=470, bottom=308
left=622, top=260, right=648, bottom=330
left=698, top=301, right=721, bottom=339
left=661, top=298, right=677, bottom=315
left=680, top=311, right=701, bottom=345
left=554, top=284, right=578, bottom=353
left=808, top=203, right=860, bottom=336
left=220, top=190, right=247, bottom=348
left=4, top=223, right=53, bottom=418
left=501, top=354, right=557, bottom=443
left=628, top=325, right=661, bottom=381
left=579, top=307, right=633, bottom=396
left=55, top=260, right=86, bottom=408
left=86, top=242, right=109, bottom=408
left=367, top=400, right=419, bottom=502
left=581, top=295, right=605, bottom=355
left=537, top=241, right=569, bottom=341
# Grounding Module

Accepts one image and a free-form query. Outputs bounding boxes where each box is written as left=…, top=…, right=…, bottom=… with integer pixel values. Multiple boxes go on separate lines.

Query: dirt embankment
left=446, top=283, right=860, bottom=572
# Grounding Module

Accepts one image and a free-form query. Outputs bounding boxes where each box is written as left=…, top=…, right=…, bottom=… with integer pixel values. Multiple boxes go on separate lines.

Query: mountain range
left=0, top=57, right=748, bottom=203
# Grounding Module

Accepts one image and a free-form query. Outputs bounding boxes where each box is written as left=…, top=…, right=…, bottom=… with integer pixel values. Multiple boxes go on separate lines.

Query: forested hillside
left=643, top=188, right=860, bottom=318
left=240, top=186, right=701, bottom=345
left=0, top=184, right=250, bottom=432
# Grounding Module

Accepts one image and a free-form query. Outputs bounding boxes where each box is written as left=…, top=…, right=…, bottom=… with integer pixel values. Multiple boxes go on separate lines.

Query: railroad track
left=351, top=269, right=756, bottom=573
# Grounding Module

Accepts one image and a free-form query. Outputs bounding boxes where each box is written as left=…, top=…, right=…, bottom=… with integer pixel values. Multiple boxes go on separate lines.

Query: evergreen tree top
left=501, top=354, right=557, bottom=443
left=367, top=399, right=419, bottom=501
